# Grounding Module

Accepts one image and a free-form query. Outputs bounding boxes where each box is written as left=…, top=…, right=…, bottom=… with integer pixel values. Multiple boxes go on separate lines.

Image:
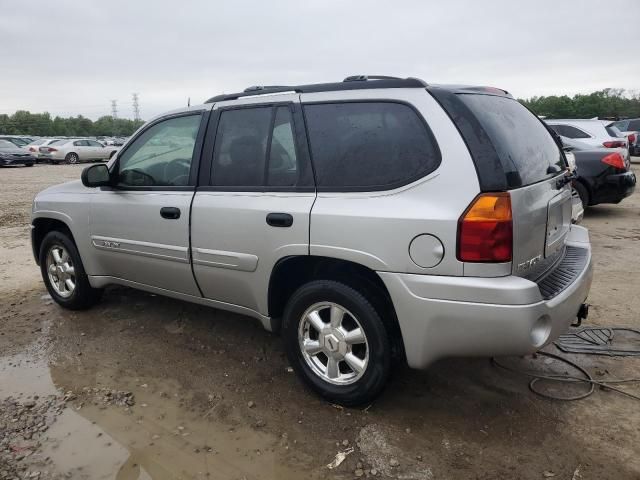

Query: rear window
left=458, top=94, right=565, bottom=187
left=628, top=120, right=640, bottom=131
left=303, top=102, right=440, bottom=190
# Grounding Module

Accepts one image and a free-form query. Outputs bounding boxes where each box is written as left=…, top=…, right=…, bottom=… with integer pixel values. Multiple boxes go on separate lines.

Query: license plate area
left=546, top=189, right=572, bottom=257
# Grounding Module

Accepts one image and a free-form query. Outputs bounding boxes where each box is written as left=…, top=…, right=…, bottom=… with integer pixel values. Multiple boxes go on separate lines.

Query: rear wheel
left=25, top=163, right=34, bottom=167
left=65, top=152, right=79, bottom=164
left=39, top=230, right=103, bottom=310
left=574, top=182, right=590, bottom=209
left=283, top=280, right=391, bottom=406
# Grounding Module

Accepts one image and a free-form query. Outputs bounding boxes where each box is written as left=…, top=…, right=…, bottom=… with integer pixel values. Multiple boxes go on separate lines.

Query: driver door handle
left=160, top=207, right=181, bottom=219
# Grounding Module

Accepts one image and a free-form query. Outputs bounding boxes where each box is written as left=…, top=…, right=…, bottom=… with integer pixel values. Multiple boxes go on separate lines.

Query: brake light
left=628, top=133, right=636, bottom=144
left=457, top=192, right=512, bottom=262
left=29, top=147, right=36, bottom=152
left=48, top=147, right=57, bottom=152
left=601, top=152, right=625, bottom=170
left=602, top=140, right=626, bottom=148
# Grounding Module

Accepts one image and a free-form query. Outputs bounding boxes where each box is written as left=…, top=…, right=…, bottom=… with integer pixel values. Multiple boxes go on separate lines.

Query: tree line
left=0, top=111, right=145, bottom=137
left=1, top=88, right=638, bottom=138
left=519, top=88, right=640, bottom=120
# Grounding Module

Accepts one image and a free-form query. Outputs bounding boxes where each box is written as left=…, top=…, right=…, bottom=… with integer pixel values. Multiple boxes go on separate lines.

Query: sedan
left=546, top=119, right=629, bottom=157
left=25, top=138, right=60, bottom=162
left=40, top=139, right=120, bottom=164
left=0, top=140, right=36, bottom=167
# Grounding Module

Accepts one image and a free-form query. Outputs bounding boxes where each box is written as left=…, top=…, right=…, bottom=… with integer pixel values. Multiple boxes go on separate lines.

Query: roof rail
left=204, top=76, right=428, bottom=104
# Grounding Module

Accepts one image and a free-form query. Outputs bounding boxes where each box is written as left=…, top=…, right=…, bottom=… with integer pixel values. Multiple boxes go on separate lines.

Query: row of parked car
left=543, top=118, right=638, bottom=214
left=0, top=135, right=127, bottom=167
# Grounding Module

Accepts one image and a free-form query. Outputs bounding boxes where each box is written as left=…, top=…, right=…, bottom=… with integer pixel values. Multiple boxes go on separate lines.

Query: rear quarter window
left=458, top=94, right=565, bottom=187
left=303, top=102, right=440, bottom=190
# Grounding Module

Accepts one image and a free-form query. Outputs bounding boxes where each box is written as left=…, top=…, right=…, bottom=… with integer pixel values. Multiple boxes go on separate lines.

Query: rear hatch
left=429, top=87, right=571, bottom=279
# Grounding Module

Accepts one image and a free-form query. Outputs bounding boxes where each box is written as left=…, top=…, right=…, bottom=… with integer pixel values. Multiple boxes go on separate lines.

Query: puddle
left=1, top=343, right=309, bottom=479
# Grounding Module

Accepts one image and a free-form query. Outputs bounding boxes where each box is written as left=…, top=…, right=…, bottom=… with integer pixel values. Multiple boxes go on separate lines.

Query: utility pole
left=110, top=100, right=118, bottom=136
left=132, top=93, right=140, bottom=121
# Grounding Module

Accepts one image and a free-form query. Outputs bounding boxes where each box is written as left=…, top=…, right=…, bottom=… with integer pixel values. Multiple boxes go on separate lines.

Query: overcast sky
left=1, top=0, right=638, bottom=120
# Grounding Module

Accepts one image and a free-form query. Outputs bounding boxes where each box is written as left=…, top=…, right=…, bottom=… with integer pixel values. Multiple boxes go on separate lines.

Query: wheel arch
left=268, top=255, right=406, bottom=362
left=31, top=215, right=76, bottom=265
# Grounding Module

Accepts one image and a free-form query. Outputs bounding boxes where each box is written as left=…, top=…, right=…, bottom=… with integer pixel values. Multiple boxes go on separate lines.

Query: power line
left=132, top=93, right=140, bottom=121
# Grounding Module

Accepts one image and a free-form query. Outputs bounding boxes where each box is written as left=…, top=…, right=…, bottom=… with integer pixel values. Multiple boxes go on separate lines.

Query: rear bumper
left=379, top=225, right=593, bottom=369
left=593, top=171, right=636, bottom=204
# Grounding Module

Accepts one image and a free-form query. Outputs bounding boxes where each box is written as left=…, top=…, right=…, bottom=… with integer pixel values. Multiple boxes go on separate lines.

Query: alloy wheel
left=298, top=302, right=369, bottom=385
left=46, top=244, right=76, bottom=298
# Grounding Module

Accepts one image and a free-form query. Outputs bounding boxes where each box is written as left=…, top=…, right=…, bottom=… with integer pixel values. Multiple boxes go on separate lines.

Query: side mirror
left=81, top=163, right=111, bottom=187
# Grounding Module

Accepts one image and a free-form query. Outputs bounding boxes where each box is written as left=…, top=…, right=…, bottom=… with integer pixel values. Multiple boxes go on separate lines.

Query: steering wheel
left=164, top=158, right=191, bottom=186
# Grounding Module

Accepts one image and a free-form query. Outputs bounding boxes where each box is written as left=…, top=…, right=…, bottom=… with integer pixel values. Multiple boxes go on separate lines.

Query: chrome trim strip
left=91, top=235, right=189, bottom=264
left=192, top=247, right=258, bottom=272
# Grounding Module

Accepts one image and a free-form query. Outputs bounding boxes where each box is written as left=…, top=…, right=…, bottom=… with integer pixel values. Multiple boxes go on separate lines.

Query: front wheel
left=39, top=230, right=103, bottom=310
left=282, top=280, right=391, bottom=406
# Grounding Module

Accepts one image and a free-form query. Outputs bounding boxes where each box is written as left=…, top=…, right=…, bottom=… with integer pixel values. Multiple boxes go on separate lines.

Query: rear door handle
left=266, top=212, right=293, bottom=227
left=160, top=207, right=181, bottom=219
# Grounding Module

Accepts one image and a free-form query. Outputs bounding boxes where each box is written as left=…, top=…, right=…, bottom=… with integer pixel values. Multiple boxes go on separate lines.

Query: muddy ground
left=1, top=163, right=639, bottom=480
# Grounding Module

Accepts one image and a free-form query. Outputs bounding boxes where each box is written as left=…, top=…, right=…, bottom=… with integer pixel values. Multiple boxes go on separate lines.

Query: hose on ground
left=492, top=351, right=640, bottom=401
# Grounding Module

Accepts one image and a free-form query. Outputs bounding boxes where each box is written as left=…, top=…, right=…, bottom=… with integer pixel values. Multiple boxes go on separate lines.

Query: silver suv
left=31, top=76, right=593, bottom=405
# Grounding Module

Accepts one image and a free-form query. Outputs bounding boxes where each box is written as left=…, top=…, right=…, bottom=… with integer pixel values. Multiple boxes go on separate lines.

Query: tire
left=282, top=280, right=391, bottom=406
left=65, top=152, right=79, bottom=164
left=574, top=181, right=590, bottom=209
left=39, top=230, right=103, bottom=310
left=25, top=163, right=34, bottom=167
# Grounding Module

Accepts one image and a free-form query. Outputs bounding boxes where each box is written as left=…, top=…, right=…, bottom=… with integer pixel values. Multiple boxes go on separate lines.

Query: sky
left=1, top=0, right=638, bottom=121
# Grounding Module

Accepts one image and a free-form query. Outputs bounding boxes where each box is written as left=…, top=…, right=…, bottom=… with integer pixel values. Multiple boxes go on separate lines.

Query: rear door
left=441, top=92, right=572, bottom=279
left=191, top=95, right=315, bottom=316
left=87, top=140, right=108, bottom=160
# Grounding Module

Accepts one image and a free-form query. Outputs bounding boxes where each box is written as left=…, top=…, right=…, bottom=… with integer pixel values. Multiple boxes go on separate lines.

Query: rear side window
left=458, top=95, right=564, bottom=187
left=549, top=124, right=591, bottom=139
left=628, top=120, right=640, bottom=131
left=303, top=102, right=440, bottom=190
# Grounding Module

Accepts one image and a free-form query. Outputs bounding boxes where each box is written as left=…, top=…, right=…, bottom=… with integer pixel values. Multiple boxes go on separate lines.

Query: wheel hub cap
left=46, top=244, right=76, bottom=298
left=298, top=302, right=369, bottom=385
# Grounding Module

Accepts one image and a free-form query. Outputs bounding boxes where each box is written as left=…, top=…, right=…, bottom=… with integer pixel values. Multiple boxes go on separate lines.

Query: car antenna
left=187, top=97, right=191, bottom=107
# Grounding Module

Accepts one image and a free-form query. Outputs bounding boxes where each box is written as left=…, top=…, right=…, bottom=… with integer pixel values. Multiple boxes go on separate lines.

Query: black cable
left=492, top=351, right=640, bottom=402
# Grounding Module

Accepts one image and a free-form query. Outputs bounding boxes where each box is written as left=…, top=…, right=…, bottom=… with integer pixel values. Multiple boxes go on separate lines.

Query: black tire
left=574, top=181, right=590, bottom=209
left=39, top=230, right=103, bottom=310
left=65, top=152, right=79, bottom=164
left=282, top=280, right=391, bottom=406
left=25, top=163, right=34, bottom=167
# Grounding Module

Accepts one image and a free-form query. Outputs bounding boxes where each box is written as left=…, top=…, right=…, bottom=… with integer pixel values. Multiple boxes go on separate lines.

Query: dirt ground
left=1, top=163, right=639, bottom=480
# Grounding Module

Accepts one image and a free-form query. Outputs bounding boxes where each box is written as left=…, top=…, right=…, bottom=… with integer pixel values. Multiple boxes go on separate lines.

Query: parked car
left=546, top=119, right=629, bottom=156
left=31, top=76, right=593, bottom=405
left=25, top=138, right=60, bottom=162
left=571, top=148, right=636, bottom=208
left=610, top=118, right=640, bottom=156
left=0, top=139, right=35, bottom=167
left=0, top=136, right=30, bottom=148
left=39, top=139, right=120, bottom=164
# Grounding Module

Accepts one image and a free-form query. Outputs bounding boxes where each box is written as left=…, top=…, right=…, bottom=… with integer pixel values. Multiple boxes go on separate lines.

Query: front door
left=191, top=96, right=315, bottom=315
left=88, top=112, right=206, bottom=295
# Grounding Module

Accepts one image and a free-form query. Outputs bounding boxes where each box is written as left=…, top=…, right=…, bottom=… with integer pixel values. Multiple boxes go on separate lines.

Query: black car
left=571, top=148, right=636, bottom=208
left=0, top=139, right=35, bottom=167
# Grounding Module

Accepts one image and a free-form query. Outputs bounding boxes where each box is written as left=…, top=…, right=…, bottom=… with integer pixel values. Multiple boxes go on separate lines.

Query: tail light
left=602, top=140, right=626, bottom=148
left=457, top=192, right=512, bottom=262
left=29, top=147, right=36, bottom=152
left=628, top=133, right=636, bottom=144
left=47, top=147, right=57, bottom=152
left=601, top=152, right=625, bottom=170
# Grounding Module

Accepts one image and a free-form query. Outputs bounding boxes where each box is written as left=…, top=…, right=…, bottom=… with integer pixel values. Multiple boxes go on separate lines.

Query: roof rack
left=205, top=76, right=428, bottom=103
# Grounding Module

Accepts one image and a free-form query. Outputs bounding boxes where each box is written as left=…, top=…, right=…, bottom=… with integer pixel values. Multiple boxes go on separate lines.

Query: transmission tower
left=132, top=93, right=140, bottom=121
left=110, top=100, right=118, bottom=136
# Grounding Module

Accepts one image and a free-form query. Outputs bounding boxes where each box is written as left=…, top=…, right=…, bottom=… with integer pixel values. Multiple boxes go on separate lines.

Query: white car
left=25, top=138, right=60, bottom=162
left=546, top=119, right=629, bottom=157
left=39, top=139, right=120, bottom=164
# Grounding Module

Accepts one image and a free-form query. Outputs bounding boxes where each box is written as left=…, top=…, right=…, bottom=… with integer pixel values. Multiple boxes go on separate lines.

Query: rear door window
left=550, top=124, right=591, bottom=139
left=628, top=120, right=640, bottom=131
left=458, top=94, right=565, bottom=187
left=303, top=102, right=440, bottom=190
